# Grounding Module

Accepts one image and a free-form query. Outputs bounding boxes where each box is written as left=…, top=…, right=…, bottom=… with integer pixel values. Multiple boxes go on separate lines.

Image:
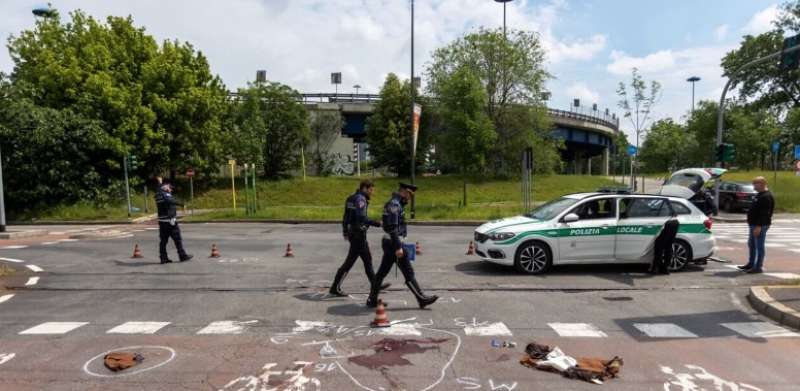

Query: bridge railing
left=300, top=93, right=381, bottom=104
left=547, top=108, right=619, bottom=131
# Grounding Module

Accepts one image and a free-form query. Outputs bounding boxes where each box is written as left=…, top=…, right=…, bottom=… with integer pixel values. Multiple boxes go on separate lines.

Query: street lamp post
left=0, top=145, right=6, bottom=232
left=494, top=0, right=514, bottom=36
left=687, top=76, right=701, bottom=114
left=410, top=0, right=416, bottom=218
left=353, top=84, right=361, bottom=95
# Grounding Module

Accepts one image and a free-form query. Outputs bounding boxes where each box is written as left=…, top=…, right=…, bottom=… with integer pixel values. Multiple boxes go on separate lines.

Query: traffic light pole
left=715, top=43, right=800, bottom=214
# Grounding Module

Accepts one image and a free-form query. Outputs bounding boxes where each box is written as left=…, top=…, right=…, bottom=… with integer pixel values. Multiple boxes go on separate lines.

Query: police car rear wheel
left=668, top=240, right=692, bottom=272
left=515, top=241, right=551, bottom=275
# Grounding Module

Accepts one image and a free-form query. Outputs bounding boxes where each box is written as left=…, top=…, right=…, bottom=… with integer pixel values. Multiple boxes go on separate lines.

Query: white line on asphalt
left=765, top=272, right=800, bottom=280
left=0, top=257, right=25, bottom=263
left=26, top=264, right=43, bottom=272
left=19, top=322, right=89, bottom=335
left=1, top=245, right=28, bottom=249
left=721, top=322, right=800, bottom=338
left=25, top=277, right=39, bottom=286
left=0, top=294, right=14, bottom=303
left=197, top=320, right=258, bottom=334
left=107, top=322, right=171, bottom=334
left=633, top=323, right=698, bottom=338
left=463, top=322, right=513, bottom=337
left=548, top=323, right=608, bottom=337
left=40, top=241, right=60, bottom=245
left=765, top=243, right=787, bottom=248
left=48, top=231, right=65, bottom=235
left=58, top=239, right=79, bottom=242
left=728, top=292, right=749, bottom=313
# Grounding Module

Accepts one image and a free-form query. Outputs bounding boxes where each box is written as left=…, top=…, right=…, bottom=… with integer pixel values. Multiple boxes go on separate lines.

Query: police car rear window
left=670, top=201, right=692, bottom=215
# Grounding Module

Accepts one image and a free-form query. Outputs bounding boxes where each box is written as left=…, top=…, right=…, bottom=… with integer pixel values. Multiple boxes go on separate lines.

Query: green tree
left=638, top=119, right=697, bottom=173
left=426, top=28, right=557, bottom=175
left=365, top=73, right=416, bottom=175
left=728, top=108, right=780, bottom=169
left=308, top=111, right=345, bottom=175
left=685, top=100, right=728, bottom=166
left=438, top=66, right=496, bottom=206
left=232, top=82, right=309, bottom=178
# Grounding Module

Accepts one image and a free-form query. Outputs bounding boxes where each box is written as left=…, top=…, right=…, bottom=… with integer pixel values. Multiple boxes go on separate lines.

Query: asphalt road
left=1, top=222, right=799, bottom=390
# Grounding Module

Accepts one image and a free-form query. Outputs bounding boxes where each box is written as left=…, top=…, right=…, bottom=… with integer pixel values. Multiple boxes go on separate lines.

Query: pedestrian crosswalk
left=9, top=319, right=798, bottom=340
left=712, top=222, right=800, bottom=244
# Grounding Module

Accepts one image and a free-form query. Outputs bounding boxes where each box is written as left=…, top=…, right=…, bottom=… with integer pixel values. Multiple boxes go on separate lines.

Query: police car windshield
left=527, top=197, right=579, bottom=220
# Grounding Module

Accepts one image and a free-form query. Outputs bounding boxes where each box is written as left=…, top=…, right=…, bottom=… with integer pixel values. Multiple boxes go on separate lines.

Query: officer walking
left=367, top=183, right=438, bottom=309
left=155, top=181, right=193, bottom=264
left=329, top=180, right=390, bottom=296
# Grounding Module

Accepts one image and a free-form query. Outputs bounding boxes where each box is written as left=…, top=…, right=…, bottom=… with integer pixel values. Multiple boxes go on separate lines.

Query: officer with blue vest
left=155, top=180, right=193, bottom=264
left=367, top=183, right=438, bottom=309
left=330, top=180, right=390, bottom=296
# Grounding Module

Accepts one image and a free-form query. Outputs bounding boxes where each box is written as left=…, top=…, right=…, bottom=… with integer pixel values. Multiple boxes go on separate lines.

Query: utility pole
left=410, top=0, right=416, bottom=219
left=0, top=145, right=6, bottom=232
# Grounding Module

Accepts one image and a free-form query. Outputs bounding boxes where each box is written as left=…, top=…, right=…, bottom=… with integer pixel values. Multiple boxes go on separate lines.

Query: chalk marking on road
left=197, top=320, right=258, bottom=334
left=83, top=345, right=176, bottom=378
left=19, top=322, right=88, bottom=335
left=25, top=277, right=39, bottom=286
left=463, top=322, right=513, bottom=337
left=219, top=361, right=321, bottom=391
left=548, top=323, right=608, bottom=338
left=721, top=322, right=800, bottom=338
left=25, top=264, right=43, bottom=272
left=661, top=364, right=762, bottom=391
left=1, top=245, right=27, bottom=249
left=0, top=294, right=15, bottom=303
left=40, top=241, right=60, bottom=245
left=0, top=257, right=25, bottom=263
left=0, top=353, right=15, bottom=366
left=765, top=272, right=800, bottom=280
left=633, top=323, right=698, bottom=338
left=107, top=321, right=171, bottom=334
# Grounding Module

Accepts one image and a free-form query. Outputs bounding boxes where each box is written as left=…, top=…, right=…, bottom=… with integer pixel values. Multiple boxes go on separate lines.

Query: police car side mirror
left=563, top=213, right=579, bottom=223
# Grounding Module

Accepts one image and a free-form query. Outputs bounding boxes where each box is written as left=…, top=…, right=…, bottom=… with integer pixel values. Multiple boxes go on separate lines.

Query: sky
left=0, top=0, right=787, bottom=139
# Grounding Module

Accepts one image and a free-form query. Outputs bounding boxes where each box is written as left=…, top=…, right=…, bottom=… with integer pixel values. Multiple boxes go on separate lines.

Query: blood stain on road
left=348, top=338, right=449, bottom=370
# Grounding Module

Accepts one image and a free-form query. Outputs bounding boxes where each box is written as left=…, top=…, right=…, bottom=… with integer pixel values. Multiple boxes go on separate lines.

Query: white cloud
left=743, top=4, right=779, bottom=35
left=714, top=24, right=729, bottom=41
left=607, top=50, right=676, bottom=75
left=565, top=82, right=600, bottom=105
left=547, top=34, right=607, bottom=63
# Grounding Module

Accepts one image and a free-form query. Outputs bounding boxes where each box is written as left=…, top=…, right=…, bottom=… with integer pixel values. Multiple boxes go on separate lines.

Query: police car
left=473, top=190, right=715, bottom=274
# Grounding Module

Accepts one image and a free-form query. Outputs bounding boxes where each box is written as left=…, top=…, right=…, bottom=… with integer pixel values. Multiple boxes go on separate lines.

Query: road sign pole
left=0, top=145, right=6, bottom=232
left=123, top=155, right=132, bottom=217
left=229, top=161, right=236, bottom=212
left=243, top=164, right=250, bottom=216
left=189, top=175, right=194, bottom=216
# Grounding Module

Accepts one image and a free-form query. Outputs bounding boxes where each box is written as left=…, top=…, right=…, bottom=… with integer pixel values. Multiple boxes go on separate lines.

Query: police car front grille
left=474, top=232, right=489, bottom=243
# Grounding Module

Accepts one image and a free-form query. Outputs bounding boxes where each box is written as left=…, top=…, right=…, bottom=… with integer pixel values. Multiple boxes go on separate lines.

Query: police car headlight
left=489, top=232, right=515, bottom=241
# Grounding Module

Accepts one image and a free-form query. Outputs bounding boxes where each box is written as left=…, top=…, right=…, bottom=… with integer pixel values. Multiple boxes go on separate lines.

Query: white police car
left=473, top=191, right=715, bottom=274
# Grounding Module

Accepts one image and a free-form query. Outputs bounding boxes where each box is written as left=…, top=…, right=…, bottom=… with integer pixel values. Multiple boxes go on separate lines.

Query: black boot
left=406, top=279, right=438, bottom=309
left=329, top=270, right=348, bottom=297
left=366, top=278, right=381, bottom=308
left=160, top=258, right=173, bottom=264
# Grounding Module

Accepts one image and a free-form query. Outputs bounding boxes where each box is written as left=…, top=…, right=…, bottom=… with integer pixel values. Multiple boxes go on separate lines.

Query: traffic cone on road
left=415, top=241, right=422, bottom=256
left=466, top=241, right=475, bottom=255
left=284, top=243, right=295, bottom=258
left=131, top=244, right=143, bottom=259
left=209, top=244, right=221, bottom=258
left=370, top=299, right=391, bottom=328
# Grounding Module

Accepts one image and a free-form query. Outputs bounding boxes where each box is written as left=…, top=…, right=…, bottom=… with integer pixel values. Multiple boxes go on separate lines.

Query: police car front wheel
left=514, top=241, right=552, bottom=275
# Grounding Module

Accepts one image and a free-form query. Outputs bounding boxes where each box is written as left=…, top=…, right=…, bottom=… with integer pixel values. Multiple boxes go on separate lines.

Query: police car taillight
left=704, top=218, right=713, bottom=230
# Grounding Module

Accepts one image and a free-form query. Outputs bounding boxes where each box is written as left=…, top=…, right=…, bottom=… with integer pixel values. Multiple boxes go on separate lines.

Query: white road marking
left=145, top=228, right=159, bottom=231
left=765, top=243, right=787, bottom=248
left=548, top=323, right=607, bottom=337
left=633, top=323, right=698, bottom=338
left=721, top=322, right=800, bottom=338
left=0, top=294, right=15, bottom=303
left=107, top=321, right=171, bottom=334
left=19, top=322, right=88, bottom=335
left=26, top=264, right=43, bottom=272
left=58, top=239, right=79, bottom=242
left=724, top=265, right=745, bottom=270
left=463, top=322, right=513, bottom=336
left=25, top=277, right=39, bottom=286
left=197, top=320, right=258, bottom=334
left=764, top=272, right=800, bottom=280
left=0, top=353, right=15, bottom=365
left=1, top=245, right=28, bottom=249
left=791, top=249, right=800, bottom=254
left=48, top=231, right=65, bottom=235
left=0, top=257, right=25, bottom=263
left=375, top=323, right=423, bottom=336
left=41, top=241, right=60, bottom=245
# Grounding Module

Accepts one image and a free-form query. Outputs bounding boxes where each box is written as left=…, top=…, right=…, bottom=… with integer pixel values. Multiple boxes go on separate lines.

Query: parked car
left=659, top=168, right=727, bottom=215
left=716, top=181, right=757, bottom=212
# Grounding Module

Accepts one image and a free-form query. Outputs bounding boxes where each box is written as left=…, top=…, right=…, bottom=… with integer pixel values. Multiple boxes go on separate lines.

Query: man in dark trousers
left=329, top=180, right=390, bottom=296
left=738, top=176, right=774, bottom=274
left=155, top=181, right=193, bottom=264
left=367, top=183, right=438, bottom=309
left=651, top=209, right=680, bottom=274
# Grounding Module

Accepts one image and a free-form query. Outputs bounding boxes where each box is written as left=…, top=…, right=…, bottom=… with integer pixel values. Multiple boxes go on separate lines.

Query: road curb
left=748, top=286, right=800, bottom=330
left=0, top=229, right=46, bottom=239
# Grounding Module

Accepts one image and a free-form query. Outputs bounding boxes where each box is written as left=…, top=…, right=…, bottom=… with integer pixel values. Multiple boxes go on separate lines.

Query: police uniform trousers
left=652, top=219, right=679, bottom=274
left=373, top=237, right=415, bottom=286
left=335, top=231, right=377, bottom=281
left=159, top=221, right=188, bottom=260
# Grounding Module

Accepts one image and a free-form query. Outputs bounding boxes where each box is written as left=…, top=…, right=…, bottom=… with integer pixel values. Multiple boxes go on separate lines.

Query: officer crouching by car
left=367, top=183, right=438, bottom=309
left=155, top=181, right=193, bottom=264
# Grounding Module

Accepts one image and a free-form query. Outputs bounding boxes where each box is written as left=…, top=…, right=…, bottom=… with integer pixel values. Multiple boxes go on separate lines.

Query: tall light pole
left=494, top=0, right=513, bottom=36
left=0, top=146, right=6, bottom=232
left=353, top=84, right=361, bottom=95
left=687, top=76, right=701, bottom=115
left=410, top=0, right=416, bottom=218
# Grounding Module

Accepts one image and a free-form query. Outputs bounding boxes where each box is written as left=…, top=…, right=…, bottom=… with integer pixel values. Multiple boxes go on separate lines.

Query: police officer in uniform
left=329, top=180, right=390, bottom=296
left=367, top=183, right=438, bottom=309
left=155, top=181, right=193, bottom=264
left=650, top=209, right=679, bottom=274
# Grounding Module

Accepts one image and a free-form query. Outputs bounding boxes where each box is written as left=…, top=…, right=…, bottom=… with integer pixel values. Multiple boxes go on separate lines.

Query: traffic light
left=780, top=34, right=800, bottom=70
left=716, top=144, right=735, bottom=163
left=127, top=154, right=139, bottom=170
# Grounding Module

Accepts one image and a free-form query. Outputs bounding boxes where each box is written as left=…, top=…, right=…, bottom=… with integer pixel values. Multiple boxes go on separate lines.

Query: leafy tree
left=685, top=100, right=729, bottom=166
left=638, top=119, right=697, bottom=173
left=728, top=108, right=780, bottom=170
left=438, top=66, right=496, bottom=206
left=426, top=28, right=557, bottom=175
left=308, top=111, right=345, bottom=175
left=232, top=82, right=309, bottom=178
left=365, top=73, right=416, bottom=175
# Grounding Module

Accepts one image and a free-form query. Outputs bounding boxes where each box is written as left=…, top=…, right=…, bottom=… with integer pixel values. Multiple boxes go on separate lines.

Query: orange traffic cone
left=466, top=241, right=475, bottom=255
left=284, top=243, right=295, bottom=258
left=209, top=244, right=221, bottom=258
left=415, top=241, right=422, bottom=256
left=131, top=243, right=143, bottom=259
left=370, top=299, right=391, bottom=328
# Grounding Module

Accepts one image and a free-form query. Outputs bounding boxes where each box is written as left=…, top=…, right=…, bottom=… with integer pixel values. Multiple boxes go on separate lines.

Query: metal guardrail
left=547, top=108, right=619, bottom=131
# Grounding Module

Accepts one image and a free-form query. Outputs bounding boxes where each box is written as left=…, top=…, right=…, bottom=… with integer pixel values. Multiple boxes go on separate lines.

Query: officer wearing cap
left=367, top=182, right=438, bottom=309
left=329, top=179, right=390, bottom=296
left=155, top=180, right=193, bottom=264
